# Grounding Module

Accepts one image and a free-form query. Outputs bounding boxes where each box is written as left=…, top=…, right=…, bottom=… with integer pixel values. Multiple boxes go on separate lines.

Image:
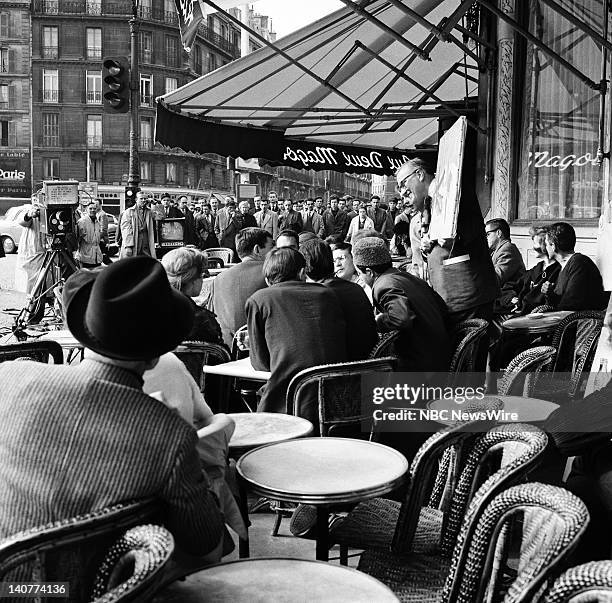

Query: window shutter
left=8, top=49, right=15, bottom=73
left=8, top=85, right=15, bottom=109
left=0, top=14, right=8, bottom=39
left=10, top=13, right=17, bottom=38
left=8, top=120, right=15, bottom=146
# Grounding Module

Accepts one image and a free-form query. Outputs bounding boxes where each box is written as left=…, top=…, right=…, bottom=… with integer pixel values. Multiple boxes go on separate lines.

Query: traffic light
left=102, top=56, right=130, bottom=113
left=125, top=186, right=139, bottom=207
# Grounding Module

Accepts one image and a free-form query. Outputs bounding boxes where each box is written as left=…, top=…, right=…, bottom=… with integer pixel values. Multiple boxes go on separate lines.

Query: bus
left=97, top=185, right=232, bottom=216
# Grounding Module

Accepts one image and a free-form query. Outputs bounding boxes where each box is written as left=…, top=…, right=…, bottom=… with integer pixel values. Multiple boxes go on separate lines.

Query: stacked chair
left=543, top=561, right=612, bottom=602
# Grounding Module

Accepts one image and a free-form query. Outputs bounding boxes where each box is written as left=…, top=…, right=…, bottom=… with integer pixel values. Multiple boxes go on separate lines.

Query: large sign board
left=0, top=150, right=30, bottom=198
left=43, top=180, right=79, bottom=206
left=79, top=181, right=98, bottom=203
left=428, top=116, right=467, bottom=240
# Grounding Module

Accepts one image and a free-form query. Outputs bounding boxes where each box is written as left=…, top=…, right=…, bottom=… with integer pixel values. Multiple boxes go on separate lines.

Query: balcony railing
left=0, top=60, right=9, bottom=73
left=85, top=0, right=101, bottom=14
left=42, top=0, right=59, bottom=13
left=164, top=10, right=178, bottom=24
left=42, top=89, right=59, bottom=103
left=87, top=47, right=102, bottom=60
left=86, top=90, right=101, bottom=103
left=140, top=137, right=152, bottom=150
left=42, top=135, right=60, bottom=147
left=42, top=46, right=59, bottom=59
left=87, top=135, right=102, bottom=148
left=198, top=23, right=238, bottom=57
left=140, top=94, right=153, bottom=107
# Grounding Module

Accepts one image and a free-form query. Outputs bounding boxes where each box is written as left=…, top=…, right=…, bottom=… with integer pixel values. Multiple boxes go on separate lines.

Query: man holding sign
left=395, top=119, right=498, bottom=333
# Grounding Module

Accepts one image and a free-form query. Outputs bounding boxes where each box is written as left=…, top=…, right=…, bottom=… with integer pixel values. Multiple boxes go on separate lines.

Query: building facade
left=0, top=0, right=31, bottom=205
left=29, top=0, right=240, bottom=196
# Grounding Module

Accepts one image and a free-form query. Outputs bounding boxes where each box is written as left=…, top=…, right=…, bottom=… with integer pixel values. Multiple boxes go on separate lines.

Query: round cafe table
left=154, top=557, right=398, bottom=602
left=228, top=412, right=313, bottom=456
left=502, top=311, right=573, bottom=335
left=237, top=438, right=408, bottom=561
left=228, top=413, right=313, bottom=559
left=428, top=395, right=559, bottom=426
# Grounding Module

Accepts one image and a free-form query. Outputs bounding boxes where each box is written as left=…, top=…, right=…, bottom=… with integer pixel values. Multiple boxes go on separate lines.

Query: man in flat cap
left=353, top=236, right=450, bottom=373
left=0, top=257, right=225, bottom=596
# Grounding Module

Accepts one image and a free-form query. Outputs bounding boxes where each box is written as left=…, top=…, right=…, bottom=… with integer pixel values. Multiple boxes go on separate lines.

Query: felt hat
left=63, top=257, right=194, bottom=361
left=352, top=236, right=391, bottom=267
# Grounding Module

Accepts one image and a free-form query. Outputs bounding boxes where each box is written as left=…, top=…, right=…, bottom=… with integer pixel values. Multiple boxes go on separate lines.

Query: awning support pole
left=338, top=0, right=430, bottom=60
left=355, top=41, right=487, bottom=134
left=201, top=0, right=372, bottom=115
left=539, top=0, right=612, bottom=54
left=476, top=0, right=602, bottom=91
left=598, top=0, right=610, bottom=164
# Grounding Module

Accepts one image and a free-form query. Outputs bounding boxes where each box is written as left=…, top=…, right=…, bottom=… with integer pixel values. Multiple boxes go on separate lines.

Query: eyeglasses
left=395, top=169, right=419, bottom=194
left=485, top=228, right=499, bottom=236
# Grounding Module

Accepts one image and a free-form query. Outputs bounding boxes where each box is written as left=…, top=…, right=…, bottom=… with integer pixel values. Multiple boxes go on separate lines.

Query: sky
left=252, top=1, right=343, bottom=38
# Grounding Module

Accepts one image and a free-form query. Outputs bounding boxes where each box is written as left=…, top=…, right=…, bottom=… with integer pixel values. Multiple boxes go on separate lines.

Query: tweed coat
left=0, top=359, right=224, bottom=556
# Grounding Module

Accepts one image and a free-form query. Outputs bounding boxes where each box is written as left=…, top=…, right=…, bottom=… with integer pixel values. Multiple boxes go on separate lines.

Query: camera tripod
left=13, top=244, right=78, bottom=339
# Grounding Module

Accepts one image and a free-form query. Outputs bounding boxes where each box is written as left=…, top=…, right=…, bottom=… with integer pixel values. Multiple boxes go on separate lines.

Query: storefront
left=492, top=0, right=609, bottom=275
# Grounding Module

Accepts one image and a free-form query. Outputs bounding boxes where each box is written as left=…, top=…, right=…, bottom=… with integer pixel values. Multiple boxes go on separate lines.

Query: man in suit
left=120, top=190, right=156, bottom=258
left=178, top=195, right=197, bottom=245
left=0, top=257, right=225, bottom=588
left=195, top=203, right=219, bottom=249
left=346, top=198, right=360, bottom=221
left=366, top=195, right=388, bottom=235
left=211, top=227, right=273, bottom=347
left=486, top=218, right=526, bottom=312
left=300, top=198, right=324, bottom=238
left=322, top=196, right=349, bottom=240
left=238, top=200, right=257, bottom=229
left=254, top=197, right=279, bottom=240
left=301, top=239, right=377, bottom=360
left=214, top=200, right=241, bottom=256
left=246, top=248, right=347, bottom=426
left=278, top=198, right=303, bottom=233
left=161, top=194, right=182, bottom=218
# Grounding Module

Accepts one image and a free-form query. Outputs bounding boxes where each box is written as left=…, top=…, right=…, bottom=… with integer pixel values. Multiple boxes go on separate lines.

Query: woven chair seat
left=359, top=550, right=450, bottom=603
left=332, top=500, right=442, bottom=555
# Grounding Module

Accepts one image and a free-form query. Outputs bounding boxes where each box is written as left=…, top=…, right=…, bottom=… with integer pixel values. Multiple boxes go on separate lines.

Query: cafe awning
left=155, top=0, right=482, bottom=175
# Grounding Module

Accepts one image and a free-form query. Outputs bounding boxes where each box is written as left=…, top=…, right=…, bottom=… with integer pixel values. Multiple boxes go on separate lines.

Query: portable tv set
left=156, top=217, right=185, bottom=249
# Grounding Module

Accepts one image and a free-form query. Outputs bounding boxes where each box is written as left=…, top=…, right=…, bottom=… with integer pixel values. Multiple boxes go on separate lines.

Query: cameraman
left=16, top=198, right=46, bottom=294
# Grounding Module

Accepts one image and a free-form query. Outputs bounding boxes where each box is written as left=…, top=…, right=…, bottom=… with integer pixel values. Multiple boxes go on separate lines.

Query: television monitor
left=157, top=217, right=185, bottom=248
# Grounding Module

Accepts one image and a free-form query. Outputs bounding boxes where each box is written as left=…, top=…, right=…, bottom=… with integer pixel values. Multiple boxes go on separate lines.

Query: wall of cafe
left=488, top=0, right=607, bottom=278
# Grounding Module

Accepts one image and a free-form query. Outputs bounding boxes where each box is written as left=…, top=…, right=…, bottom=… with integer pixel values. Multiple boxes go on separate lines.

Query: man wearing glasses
left=485, top=218, right=526, bottom=312
left=395, top=157, right=499, bottom=333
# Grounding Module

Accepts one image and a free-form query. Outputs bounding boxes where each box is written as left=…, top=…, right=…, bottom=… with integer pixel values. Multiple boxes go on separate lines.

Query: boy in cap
left=352, top=236, right=450, bottom=373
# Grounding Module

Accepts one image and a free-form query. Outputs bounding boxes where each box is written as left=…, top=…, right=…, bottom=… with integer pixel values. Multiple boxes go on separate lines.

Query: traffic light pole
left=128, top=1, right=140, bottom=193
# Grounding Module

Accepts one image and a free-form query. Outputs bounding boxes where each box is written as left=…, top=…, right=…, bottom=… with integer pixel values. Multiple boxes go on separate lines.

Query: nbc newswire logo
left=0, top=168, right=26, bottom=180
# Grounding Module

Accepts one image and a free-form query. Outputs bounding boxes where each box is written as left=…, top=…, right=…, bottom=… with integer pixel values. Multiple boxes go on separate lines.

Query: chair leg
left=339, top=545, right=349, bottom=566
left=271, top=511, right=283, bottom=536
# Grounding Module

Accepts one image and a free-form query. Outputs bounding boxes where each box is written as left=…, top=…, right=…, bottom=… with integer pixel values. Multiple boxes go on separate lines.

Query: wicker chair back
left=0, top=341, right=63, bottom=365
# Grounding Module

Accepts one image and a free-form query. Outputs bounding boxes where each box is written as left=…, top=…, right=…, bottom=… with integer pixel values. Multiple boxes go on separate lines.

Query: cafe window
left=517, top=0, right=605, bottom=220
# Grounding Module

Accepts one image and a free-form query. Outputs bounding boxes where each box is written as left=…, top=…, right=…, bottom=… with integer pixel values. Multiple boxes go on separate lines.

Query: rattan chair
left=540, top=310, right=605, bottom=402
left=0, top=340, right=63, bottom=364
left=359, top=483, right=588, bottom=603
left=543, top=561, right=612, bottom=602
left=449, top=319, right=489, bottom=375
left=286, top=356, right=397, bottom=437
left=0, top=499, right=170, bottom=603
left=368, top=331, right=400, bottom=359
left=498, top=345, right=557, bottom=396
left=333, top=424, right=548, bottom=567
left=92, top=525, right=173, bottom=602
left=530, top=305, right=555, bottom=314
left=207, top=257, right=224, bottom=269
left=173, top=341, right=232, bottom=413
left=205, top=247, right=234, bottom=265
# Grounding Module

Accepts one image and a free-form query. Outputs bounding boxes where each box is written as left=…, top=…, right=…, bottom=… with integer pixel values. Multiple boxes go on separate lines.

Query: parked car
left=0, top=205, right=27, bottom=254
